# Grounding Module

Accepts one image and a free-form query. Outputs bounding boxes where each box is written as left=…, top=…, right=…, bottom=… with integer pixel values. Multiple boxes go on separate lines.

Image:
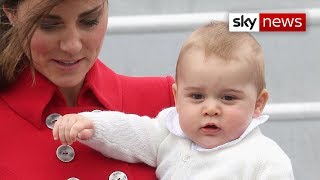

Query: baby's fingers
left=77, top=129, right=94, bottom=140
left=52, top=116, right=62, bottom=141
left=70, top=115, right=94, bottom=141
left=55, top=116, right=69, bottom=145
left=63, top=116, right=78, bottom=145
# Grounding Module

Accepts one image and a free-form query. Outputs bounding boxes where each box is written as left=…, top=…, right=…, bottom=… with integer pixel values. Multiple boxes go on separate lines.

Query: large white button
left=92, top=110, right=102, bottom=112
left=109, top=171, right=128, bottom=180
left=46, top=113, right=61, bottom=129
left=56, top=145, right=75, bottom=162
left=67, top=178, right=79, bottom=180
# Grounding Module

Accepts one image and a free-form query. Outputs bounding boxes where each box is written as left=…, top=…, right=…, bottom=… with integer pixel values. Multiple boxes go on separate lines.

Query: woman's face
left=16, top=0, right=108, bottom=88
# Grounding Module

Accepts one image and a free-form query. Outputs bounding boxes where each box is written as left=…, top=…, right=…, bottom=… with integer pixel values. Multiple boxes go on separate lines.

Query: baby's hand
left=52, top=114, right=94, bottom=145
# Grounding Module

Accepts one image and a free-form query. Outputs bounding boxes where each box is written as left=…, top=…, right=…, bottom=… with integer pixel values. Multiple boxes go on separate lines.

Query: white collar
left=166, top=108, right=269, bottom=152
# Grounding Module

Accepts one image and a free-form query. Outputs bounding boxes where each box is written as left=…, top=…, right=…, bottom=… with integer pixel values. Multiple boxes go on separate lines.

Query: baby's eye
left=222, top=95, right=235, bottom=101
left=191, top=93, right=204, bottom=100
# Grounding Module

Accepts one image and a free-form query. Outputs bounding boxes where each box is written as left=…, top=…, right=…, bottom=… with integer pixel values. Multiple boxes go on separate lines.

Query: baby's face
left=173, top=50, right=260, bottom=149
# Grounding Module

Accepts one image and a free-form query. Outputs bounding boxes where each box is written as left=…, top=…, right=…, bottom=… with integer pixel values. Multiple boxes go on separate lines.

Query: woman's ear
left=253, top=89, right=269, bottom=118
left=2, top=5, right=17, bottom=25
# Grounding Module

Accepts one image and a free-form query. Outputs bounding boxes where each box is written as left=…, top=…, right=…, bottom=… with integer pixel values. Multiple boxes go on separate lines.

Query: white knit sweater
left=80, top=107, right=294, bottom=180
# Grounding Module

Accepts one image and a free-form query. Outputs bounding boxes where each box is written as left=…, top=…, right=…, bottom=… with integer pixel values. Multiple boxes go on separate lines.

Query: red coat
left=0, top=60, right=175, bottom=180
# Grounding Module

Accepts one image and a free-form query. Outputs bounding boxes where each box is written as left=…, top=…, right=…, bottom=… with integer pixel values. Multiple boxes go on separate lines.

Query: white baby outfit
left=80, top=107, right=294, bottom=180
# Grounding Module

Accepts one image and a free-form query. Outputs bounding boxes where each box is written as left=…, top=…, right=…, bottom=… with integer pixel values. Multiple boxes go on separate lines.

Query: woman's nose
left=59, top=29, right=82, bottom=55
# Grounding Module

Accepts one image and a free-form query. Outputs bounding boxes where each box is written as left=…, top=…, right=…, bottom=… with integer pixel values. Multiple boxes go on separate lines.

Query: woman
left=0, top=0, right=174, bottom=179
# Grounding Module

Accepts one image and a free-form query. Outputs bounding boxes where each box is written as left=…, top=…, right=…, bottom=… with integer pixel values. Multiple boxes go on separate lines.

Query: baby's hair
left=175, top=21, right=266, bottom=93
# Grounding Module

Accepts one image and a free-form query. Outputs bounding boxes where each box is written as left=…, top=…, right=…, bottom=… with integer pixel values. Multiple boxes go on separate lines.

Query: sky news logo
left=229, top=13, right=306, bottom=32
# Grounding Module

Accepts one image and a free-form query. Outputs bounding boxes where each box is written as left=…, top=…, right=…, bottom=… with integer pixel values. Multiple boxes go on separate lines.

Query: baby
left=53, top=21, right=294, bottom=179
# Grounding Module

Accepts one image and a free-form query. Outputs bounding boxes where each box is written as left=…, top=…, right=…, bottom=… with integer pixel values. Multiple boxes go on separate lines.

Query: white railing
left=108, top=8, right=320, bottom=34
left=263, top=102, right=320, bottom=121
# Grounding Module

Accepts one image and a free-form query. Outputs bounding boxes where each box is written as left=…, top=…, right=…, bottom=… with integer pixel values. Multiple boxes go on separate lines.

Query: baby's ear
left=172, top=83, right=181, bottom=111
left=253, top=89, right=269, bottom=118
left=172, top=83, right=177, bottom=103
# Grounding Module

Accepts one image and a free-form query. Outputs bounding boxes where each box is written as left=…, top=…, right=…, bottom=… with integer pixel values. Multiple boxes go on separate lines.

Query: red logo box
left=259, top=13, right=306, bottom=32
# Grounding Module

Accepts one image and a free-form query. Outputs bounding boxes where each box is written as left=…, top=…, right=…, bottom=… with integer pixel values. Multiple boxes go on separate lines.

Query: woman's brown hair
left=0, top=0, right=61, bottom=90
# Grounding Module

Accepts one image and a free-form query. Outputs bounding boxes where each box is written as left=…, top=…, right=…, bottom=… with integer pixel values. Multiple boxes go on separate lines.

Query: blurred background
left=99, top=1, right=320, bottom=179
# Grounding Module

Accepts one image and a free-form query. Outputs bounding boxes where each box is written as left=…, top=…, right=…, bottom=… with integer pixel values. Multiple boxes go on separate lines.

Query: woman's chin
left=54, top=79, right=84, bottom=89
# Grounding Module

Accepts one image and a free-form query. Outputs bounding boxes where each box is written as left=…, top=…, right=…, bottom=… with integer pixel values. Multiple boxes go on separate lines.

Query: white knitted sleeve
left=257, top=159, right=294, bottom=180
left=78, top=107, right=173, bottom=167
left=256, top=141, right=295, bottom=180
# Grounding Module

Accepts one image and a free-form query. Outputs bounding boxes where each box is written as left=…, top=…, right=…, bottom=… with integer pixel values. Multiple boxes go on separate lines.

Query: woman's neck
left=59, top=82, right=83, bottom=107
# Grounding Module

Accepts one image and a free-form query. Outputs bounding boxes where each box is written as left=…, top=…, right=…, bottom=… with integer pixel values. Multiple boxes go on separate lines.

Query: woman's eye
left=39, top=21, right=61, bottom=31
left=191, top=93, right=204, bottom=100
left=80, top=18, right=99, bottom=27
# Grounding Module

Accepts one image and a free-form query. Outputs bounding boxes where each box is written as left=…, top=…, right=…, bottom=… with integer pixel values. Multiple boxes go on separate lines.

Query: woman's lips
left=53, top=59, right=83, bottom=71
left=55, top=60, right=80, bottom=65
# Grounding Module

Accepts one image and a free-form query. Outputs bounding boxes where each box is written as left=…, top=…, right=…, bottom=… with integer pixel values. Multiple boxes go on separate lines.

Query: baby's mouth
left=201, top=124, right=220, bottom=134
left=204, top=124, right=218, bottom=129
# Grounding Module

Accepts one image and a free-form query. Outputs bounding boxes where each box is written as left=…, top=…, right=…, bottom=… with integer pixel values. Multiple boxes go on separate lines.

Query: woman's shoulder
left=118, top=74, right=175, bottom=116
left=94, top=59, right=175, bottom=88
left=119, top=74, right=174, bottom=88
left=94, top=59, right=175, bottom=116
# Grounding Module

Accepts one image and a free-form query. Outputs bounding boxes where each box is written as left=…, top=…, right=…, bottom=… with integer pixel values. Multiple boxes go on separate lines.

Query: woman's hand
left=52, top=114, right=94, bottom=145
